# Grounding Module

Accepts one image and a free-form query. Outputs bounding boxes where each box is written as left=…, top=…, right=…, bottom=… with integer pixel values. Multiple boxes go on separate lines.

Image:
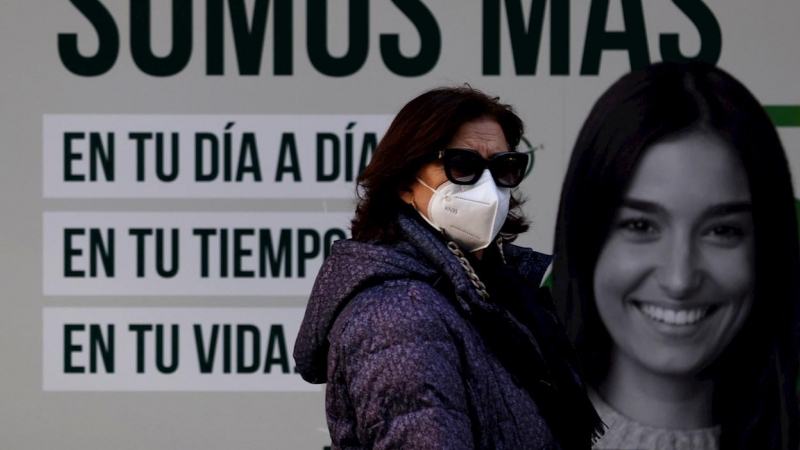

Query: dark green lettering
left=130, top=0, right=193, bottom=76
left=506, top=0, right=547, bottom=75
left=89, top=324, right=114, bottom=373
left=156, top=324, right=179, bottom=373
left=380, top=0, right=440, bottom=77
left=264, top=324, right=290, bottom=373
left=236, top=133, right=262, bottom=181
left=129, top=228, right=153, bottom=278
left=234, top=229, right=255, bottom=277
left=89, top=132, right=115, bottom=181
left=482, top=0, right=501, bottom=75
left=307, top=0, right=369, bottom=77
left=237, top=325, right=260, bottom=373
left=58, top=0, right=119, bottom=76
left=220, top=229, right=229, bottom=277
left=483, top=0, right=569, bottom=75
left=194, top=228, right=216, bottom=277
left=129, top=324, right=153, bottom=374
left=89, top=228, right=114, bottom=277
left=316, top=133, right=340, bottom=182
left=156, top=229, right=179, bottom=278
left=156, top=133, right=180, bottom=182
left=550, top=0, right=570, bottom=75
left=129, top=132, right=152, bottom=182
left=259, top=228, right=293, bottom=277
left=64, top=324, right=85, bottom=373
left=194, top=324, right=219, bottom=373
left=223, top=324, right=232, bottom=373
left=580, top=0, right=650, bottom=75
left=297, top=229, right=321, bottom=278
left=660, top=0, right=721, bottom=64
left=64, top=133, right=86, bottom=182
left=195, top=133, right=219, bottom=181
left=276, top=133, right=302, bottom=182
left=64, top=228, right=85, bottom=278
left=207, top=0, right=292, bottom=75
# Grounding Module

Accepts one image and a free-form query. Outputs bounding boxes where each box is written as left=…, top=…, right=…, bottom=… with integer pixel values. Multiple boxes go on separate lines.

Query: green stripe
left=764, top=105, right=800, bottom=127
left=542, top=272, right=553, bottom=289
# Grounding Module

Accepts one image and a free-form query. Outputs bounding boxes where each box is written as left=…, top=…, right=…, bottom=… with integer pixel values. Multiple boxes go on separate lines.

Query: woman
left=295, top=86, right=603, bottom=449
left=552, top=62, right=800, bottom=449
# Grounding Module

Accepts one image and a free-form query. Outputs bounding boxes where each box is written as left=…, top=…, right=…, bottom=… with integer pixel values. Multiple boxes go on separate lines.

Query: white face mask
left=416, top=169, right=511, bottom=252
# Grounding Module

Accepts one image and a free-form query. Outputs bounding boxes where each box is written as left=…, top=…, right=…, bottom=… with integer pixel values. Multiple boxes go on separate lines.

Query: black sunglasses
left=437, top=148, right=530, bottom=188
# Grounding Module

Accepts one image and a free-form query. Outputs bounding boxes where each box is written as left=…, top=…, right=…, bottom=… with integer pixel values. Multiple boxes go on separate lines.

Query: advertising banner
left=0, top=0, right=797, bottom=448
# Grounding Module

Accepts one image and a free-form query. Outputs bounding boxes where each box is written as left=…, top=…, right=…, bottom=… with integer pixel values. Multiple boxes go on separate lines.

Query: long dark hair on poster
left=553, top=61, right=800, bottom=449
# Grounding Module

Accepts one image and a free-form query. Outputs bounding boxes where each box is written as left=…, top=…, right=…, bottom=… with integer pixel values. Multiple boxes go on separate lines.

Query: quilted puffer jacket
left=295, top=213, right=601, bottom=449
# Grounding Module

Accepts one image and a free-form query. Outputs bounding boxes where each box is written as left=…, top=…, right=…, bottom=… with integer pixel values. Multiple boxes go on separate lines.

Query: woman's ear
left=398, top=182, right=415, bottom=205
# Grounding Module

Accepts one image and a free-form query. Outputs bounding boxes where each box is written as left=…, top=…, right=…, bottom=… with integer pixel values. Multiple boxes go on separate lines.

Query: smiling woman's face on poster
left=593, top=131, right=754, bottom=377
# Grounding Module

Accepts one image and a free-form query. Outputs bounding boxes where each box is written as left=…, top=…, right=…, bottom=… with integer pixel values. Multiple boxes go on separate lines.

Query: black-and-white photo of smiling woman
left=552, top=62, right=800, bottom=449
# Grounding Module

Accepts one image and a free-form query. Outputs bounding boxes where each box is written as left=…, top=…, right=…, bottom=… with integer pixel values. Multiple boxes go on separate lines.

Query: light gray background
left=0, top=1, right=798, bottom=448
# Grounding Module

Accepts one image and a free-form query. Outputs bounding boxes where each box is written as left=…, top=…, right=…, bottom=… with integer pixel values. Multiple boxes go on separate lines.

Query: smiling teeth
left=639, top=304, right=709, bottom=325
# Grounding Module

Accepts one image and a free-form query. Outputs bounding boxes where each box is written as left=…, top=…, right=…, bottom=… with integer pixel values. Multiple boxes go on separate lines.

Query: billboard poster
left=0, top=0, right=796, bottom=448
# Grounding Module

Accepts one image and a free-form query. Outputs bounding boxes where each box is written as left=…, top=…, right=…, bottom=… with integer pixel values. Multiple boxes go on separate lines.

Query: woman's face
left=593, top=131, right=755, bottom=377
left=402, top=119, right=509, bottom=218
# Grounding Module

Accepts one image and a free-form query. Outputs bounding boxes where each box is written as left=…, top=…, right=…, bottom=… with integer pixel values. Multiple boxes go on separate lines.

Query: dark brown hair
left=351, top=85, right=530, bottom=242
left=553, top=62, right=800, bottom=449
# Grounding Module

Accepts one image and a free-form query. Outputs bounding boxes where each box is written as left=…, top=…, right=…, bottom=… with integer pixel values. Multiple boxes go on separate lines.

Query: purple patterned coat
left=294, top=214, right=559, bottom=449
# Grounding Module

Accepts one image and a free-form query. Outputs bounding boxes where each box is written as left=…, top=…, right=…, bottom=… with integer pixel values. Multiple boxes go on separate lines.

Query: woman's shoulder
left=330, top=277, right=467, bottom=347
left=337, top=277, right=460, bottom=323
